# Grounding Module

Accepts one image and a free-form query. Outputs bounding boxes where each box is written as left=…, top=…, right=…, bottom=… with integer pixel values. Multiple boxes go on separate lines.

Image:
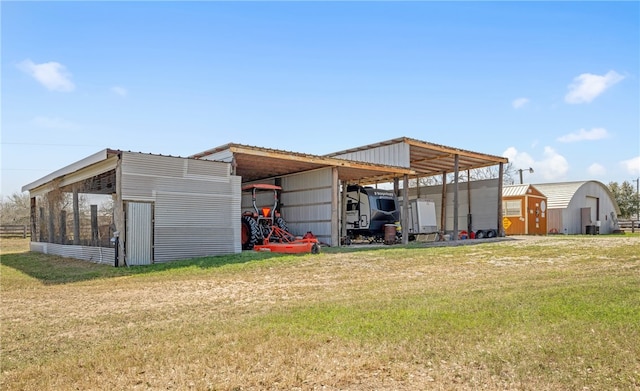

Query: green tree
left=608, top=181, right=640, bottom=219
left=0, top=192, right=31, bottom=225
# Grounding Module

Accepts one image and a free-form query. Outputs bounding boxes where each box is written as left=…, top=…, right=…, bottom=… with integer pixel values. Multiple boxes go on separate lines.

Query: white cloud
left=503, top=146, right=569, bottom=182
left=512, top=97, right=529, bottom=109
left=17, top=59, right=75, bottom=92
left=111, top=86, right=128, bottom=97
left=587, top=163, right=606, bottom=176
left=564, top=70, right=624, bottom=104
left=557, top=127, right=610, bottom=143
left=621, top=156, right=640, bottom=176
left=31, top=116, right=79, bottom=130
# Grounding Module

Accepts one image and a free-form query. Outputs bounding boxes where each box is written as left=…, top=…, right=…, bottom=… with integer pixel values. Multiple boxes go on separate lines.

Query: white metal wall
left=409, top=179, right=500, bottom=233
left=280, top=168, right=334, bottom=245
left=29, top=242, right=115, bottom=265
left=331, top=142, right=411, bottom=167
left=120, top=152, right=240, bottom=263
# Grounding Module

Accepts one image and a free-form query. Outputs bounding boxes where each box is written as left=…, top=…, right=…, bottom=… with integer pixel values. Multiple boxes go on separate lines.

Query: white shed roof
left=502, top=184, right=530, bottom=197
left=533, top=182, right=586, bottom=209
left=533, top=181, right=620, bottom=213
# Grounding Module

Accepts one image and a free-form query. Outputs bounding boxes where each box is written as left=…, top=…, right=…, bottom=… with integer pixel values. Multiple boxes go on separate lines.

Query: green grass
left=1, top=235, right=639, bottom=390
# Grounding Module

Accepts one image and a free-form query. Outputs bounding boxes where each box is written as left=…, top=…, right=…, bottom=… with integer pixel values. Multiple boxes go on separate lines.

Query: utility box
left=407, top=199, right=438, bottom=235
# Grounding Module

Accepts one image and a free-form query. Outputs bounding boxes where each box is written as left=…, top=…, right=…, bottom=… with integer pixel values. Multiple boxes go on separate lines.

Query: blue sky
left=2, top=1, right=639, bottom=197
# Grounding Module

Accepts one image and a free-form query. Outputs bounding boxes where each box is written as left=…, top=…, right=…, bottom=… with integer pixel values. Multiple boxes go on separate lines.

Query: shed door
left=126, top=202, right=153, bottom=265
left=527, top=197, right=546, bottom=235
left=586, top=196, right=599, bottom=223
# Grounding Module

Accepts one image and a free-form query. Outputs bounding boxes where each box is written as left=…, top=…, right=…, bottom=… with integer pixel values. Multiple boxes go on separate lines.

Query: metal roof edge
left=191, top=142, right=415, bottom=175
left=22, top=149, right=114, bottom=193
left=324, top=136, right=508, bottom=163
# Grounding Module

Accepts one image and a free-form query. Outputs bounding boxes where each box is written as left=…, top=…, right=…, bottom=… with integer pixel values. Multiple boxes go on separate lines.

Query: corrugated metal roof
left=533, top=181, right=590, bottom=209
left=502, top=184, right=530, bottom=197
left=22, top=148, right=203, bottom=193
left=191, top=142, right=415, bottom=183
left=326, top=137, right=509, bottom=181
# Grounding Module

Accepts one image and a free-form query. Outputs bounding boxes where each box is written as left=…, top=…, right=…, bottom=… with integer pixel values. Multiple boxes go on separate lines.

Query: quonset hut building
left=22, top=137, right=508, bottom=266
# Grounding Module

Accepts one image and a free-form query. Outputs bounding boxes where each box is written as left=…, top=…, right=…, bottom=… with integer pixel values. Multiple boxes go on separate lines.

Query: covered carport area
left=191, top=143, right=415, bottom=246
left=327, top=137, right=509, bottom=243
left=194, top=137, right=508, bottom=246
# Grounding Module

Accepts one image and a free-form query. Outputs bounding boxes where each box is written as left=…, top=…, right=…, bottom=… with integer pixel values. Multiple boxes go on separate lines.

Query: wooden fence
left=0, top=225, right=28, bottom=238
left=617, top=219, right=638, bottom=232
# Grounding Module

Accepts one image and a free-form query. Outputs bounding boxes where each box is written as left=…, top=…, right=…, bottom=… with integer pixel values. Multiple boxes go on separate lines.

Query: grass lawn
left=1, top=235, right=639, bottom=390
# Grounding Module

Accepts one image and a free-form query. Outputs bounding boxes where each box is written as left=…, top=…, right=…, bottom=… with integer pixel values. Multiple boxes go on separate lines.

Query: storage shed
left=533, top=181, right=621, bottom=234
left=501, top=184, right=547, bottom=235
left=22, top=149, right=241, bottom=265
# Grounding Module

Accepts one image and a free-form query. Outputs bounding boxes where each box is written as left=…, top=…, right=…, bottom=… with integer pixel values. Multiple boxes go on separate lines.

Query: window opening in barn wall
left=31, top=175, right=116, bottom=248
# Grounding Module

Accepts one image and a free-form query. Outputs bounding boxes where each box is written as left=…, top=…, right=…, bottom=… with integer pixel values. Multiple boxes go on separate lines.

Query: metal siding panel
left=547, top=210, right=563, bottom=233
left=121, top=174, right=155, bottom=200
left=121, top=153, right=233, bottom=200
left=198, top=150, right=234, bottom=163
left=407, top=179, right=499, bottom=232
left=154, top=184, right=240, bottom=262
left=186, top=159, right=230, bottom=178
left=332, top=142, right=410, bottom=167
left=122, top=152, right=185, bottom=177
left=126, top=202, right=153, bottom=265
left=280, top=169, right=333, bottom=242
left=29, top=242, right=115, bottom=265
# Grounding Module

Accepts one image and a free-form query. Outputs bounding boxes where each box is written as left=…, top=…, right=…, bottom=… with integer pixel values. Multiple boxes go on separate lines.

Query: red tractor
left=241, top=184, right=320, bottom=254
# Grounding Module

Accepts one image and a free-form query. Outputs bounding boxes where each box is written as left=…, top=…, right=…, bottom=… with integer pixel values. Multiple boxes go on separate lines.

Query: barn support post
left=331, top=167, right=339, bottom=247
left=440, top=171, right=447, bottom=239
left=453, top=154, right=460, bottom=241
left=60, top=210, right=67, bottom=244
left=73, top=186, right=80, bottom=245
left=48, top=197, right=55, bottom=243
left=467, top=169, right=472, bottom=235
left=113, top=155, right=126, bottom=266
left=497, top=162, right=505, bottom=237
left=231, top=155, right=237, bottom=176
left=340, top=180, right=347, bottom=246
left=39, top=207, right=45, bottom=242
left=402, top=174, right=409, bottom=244
left=30, top=197, right=37, bottom=241
left=91, top=205, right=99, bottom=246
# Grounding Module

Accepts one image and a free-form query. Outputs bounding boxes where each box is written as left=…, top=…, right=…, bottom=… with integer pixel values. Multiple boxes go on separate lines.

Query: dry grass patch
left=2, top=235, right=639, bottom=390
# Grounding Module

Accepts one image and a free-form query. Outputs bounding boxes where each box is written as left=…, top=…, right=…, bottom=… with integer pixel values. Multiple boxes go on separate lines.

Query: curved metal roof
left=533, top=181, right=621, bottom=214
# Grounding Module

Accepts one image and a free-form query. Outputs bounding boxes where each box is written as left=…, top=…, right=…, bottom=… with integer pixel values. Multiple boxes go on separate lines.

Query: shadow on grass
left=1, top=237, right=520, bottom=285
left=0, top=249, right=292, bottom=285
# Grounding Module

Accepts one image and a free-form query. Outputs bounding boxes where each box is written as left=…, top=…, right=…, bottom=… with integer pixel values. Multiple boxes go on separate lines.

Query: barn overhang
left=22, top=149, right=121, bottom=196
left=326, top=136, right=509, bottom=183
left=190, top=143, right=415, bottom=183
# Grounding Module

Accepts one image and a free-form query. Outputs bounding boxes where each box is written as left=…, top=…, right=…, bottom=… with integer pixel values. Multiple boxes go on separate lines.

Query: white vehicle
left=344, top=185, right=400, bottom=240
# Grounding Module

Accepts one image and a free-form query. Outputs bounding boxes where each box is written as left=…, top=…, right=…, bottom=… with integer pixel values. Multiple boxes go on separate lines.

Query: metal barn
left=22, top=149, right=241, bottom=266
left=533, top=181, right=621, bottom=235
left=501, top=184, right=548, bottom=235
left=23, top=137, right=509, bottom=266
left=194, top=137, right=508, bottom=246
